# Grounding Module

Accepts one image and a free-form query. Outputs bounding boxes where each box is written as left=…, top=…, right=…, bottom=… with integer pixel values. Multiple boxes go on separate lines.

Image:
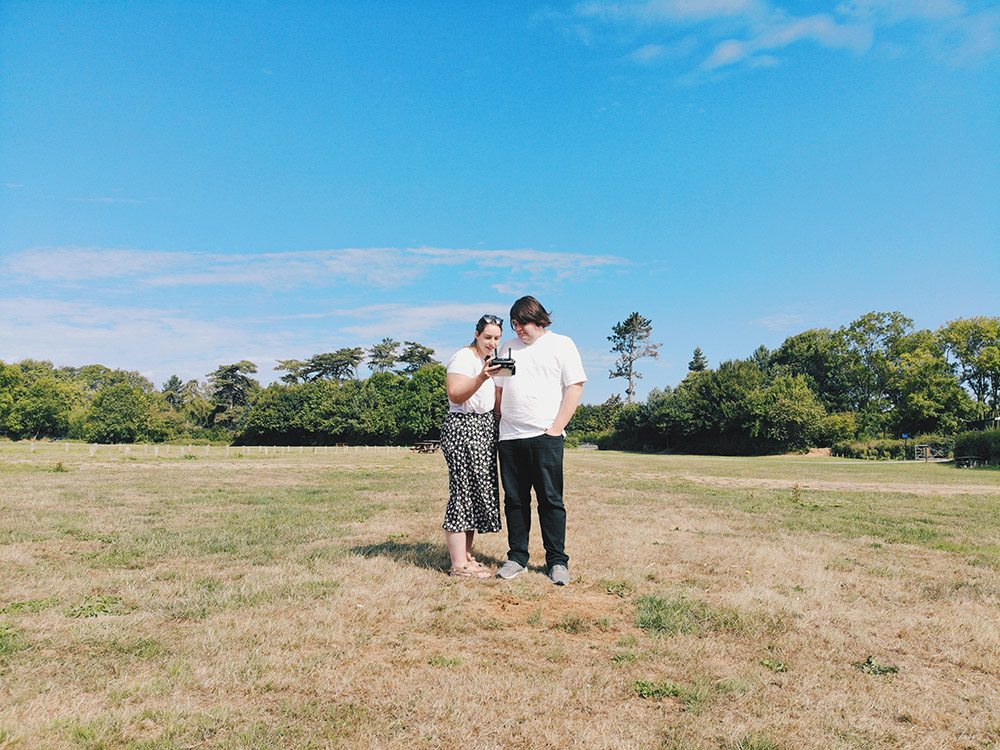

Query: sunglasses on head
left=479, top=314, right=503, bottom=325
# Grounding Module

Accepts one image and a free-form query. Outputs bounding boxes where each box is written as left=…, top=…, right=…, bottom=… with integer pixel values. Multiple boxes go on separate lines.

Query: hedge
left=831, top=435, right=953, bottom=461
left=952, top=429, right=1000, bottom=465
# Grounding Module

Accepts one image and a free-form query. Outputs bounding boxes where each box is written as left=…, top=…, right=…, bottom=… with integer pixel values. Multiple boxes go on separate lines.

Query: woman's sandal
left=449, top=562, right=492, bottom=579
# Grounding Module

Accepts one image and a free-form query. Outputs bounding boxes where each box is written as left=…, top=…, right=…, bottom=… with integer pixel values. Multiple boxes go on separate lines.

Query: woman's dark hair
left=470, top=314, right=503, bottom=347
left=509, top=296, right=551, bottom=328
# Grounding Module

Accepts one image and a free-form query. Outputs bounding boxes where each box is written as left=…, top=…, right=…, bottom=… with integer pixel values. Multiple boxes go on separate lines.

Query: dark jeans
left=498, top=433, right=567, bottom=569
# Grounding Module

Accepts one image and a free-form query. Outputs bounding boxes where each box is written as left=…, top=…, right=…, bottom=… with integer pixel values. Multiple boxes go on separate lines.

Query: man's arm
left=545, top=382, right=584, bottom=436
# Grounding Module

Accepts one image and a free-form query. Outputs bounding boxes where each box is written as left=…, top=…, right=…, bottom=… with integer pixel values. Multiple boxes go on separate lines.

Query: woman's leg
left=446, top=530, right=469, bottom=569
left=465, top=530, right=476, bottom=562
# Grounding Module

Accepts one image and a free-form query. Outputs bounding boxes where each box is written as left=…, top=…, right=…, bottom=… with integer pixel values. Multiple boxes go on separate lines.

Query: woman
left=440, top=314, right=504, bottom=578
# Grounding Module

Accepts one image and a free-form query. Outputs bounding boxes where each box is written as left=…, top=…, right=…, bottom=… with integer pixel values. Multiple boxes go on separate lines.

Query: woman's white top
left=446, top=347, right=496, bottom=414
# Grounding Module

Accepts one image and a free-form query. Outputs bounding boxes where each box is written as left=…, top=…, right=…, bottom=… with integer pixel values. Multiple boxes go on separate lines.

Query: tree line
left=572, top=312, right=1000, bottom=454
left=1, top=313, right=998, bottom=452
left=0, top=340, right=443, bottom=445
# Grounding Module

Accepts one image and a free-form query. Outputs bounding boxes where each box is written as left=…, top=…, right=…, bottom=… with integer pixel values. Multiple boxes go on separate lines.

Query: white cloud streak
left=0, top=297, right=519, bottom=384
left=4, top=245, right=628, bottom=292
left=573, top=0, right=996, bottom=71
left=751, top=312, right=808, bottom=331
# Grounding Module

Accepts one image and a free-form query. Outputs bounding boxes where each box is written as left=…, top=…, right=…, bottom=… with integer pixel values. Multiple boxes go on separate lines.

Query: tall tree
left=939, top=316, right=1000, bottom=414
left=162, top=375, right=184, bottom=408
left=838, top=311, right=913, bottom=432
left=303, top=349, right=364, bottom=381
left=208, top=361, right=260, bottom=429
left=398, top=341, right=439, bottom=374
left=86, top=384, right=151, bottom=443
left=274, top=359, right=309, bottom=385
left=367, top=338, right=401, bottom=373
left=688, top=347, right=708, bottom=372
left=608, top=312, right=661, bottom=404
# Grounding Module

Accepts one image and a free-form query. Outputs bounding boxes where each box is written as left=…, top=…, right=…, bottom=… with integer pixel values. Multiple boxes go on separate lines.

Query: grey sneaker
left=549, top=564, right=570, bottom=586
left=496, top=560, right=527, bottom=580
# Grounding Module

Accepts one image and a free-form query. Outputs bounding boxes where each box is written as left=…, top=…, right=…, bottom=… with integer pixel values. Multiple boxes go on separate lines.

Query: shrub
left=831, top=434, right=953, bottom=461
left=953, top=429, right=1000, bottom=465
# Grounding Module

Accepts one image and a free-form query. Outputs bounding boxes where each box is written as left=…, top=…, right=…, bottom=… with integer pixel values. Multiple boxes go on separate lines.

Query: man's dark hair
left=510, top=296, right=552, bottom=328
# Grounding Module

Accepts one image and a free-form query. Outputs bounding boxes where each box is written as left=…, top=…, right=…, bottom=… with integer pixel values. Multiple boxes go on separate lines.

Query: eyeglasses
left=479, top=314, right=503, bottom=325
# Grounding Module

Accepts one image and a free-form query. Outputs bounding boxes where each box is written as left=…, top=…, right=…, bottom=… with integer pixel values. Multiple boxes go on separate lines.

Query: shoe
left=496, top=560, right=527, bottom=580
left=549, top=564, right=570, bottom=586
left=449, top=563, right=491, bottom=579
left=467, top=557, right=490, bottom=572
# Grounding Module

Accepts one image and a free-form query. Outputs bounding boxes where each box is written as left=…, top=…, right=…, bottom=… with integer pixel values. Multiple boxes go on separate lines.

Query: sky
left=2, top=0, right=998, bottom=403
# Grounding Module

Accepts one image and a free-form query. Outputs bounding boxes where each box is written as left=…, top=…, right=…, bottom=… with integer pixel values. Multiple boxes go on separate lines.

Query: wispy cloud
left=4, top=245, right=628, bottom=292
left=0, top=297, right=275, bottom=382
left=751, top=312, right=808, bottom=331
left=570, top=0, right=996, bottom=72
left=71, top=197, right=145, bottom=204
left=0, top=296, right=519, bottom=383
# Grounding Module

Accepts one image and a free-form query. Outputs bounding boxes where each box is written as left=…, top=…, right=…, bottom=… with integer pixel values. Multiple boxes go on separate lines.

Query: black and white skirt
left=440, top=411, right=501, bottom=533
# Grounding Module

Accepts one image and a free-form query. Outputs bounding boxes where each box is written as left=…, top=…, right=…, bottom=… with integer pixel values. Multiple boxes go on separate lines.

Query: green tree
left=568, top=395, right=623, bottom=434
left=208, top=361, right=260, bottom=429
left=398, top=365, right=448, bottom=441
left=304, top=349, right=364, bottom=381
left=747, top=374, right=826, bottom=452
left=939, top=316, right=1000, bottom=416
left=240, top=382, right=312, bottom=444
left=609, top=312, right=661, bottom=404
left=162, top=375, right=185, bottom=408
left=8, top=377, right=79, bottom=439
left=839, top=311, right=914, bottom=434
left=688, top=348, right=708, bottom=372
left=888, top=330, right=973, bottom=435
left=85, top=384, right=151, bottom=443
left=274, top=359, right=309, bottom=385
left=0, top=362, right=25, bottom=436
left=398, top=341, right=439, bottom=374
left=770, top=328, right=853, bottom=412
left=367, top=338, right=401, bottom=373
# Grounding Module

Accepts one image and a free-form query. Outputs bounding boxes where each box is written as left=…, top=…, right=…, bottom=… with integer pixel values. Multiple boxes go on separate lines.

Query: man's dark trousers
left=498, top=433, right=567, bottom=569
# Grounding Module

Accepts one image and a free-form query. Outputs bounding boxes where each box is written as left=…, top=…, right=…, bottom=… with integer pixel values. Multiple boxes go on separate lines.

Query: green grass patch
left=633, top=678, right=714, bottom=712
left=1, top=597, right=60, bottom=614
left=0, top=623, right=28, bottom=658
left=636, top=593, right=786, bottom=639
left=64, top=596, right=134, bottom=618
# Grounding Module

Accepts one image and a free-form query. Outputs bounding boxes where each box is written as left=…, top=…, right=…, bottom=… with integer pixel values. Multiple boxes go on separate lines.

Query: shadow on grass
left=350, top=539, right=506, bottom=572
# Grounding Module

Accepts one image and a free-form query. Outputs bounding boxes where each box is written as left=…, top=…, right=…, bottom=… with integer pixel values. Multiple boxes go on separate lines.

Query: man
left=493, top=296, right=586, bottom=586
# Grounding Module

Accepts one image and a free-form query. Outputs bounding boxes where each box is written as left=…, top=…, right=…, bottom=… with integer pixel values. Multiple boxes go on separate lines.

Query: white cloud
left=572, top=0, right=995, bottom=71
left=0, top=297, right=276, bottom=383
left=4, top=245, right=628, bottom=292
left=71, top=197, right=144, bottom=204
left=5, top=246, right=188, bottom=282
left=703, top=12, right=873, bottom=69
left=751, top=312, right=808, bottom=331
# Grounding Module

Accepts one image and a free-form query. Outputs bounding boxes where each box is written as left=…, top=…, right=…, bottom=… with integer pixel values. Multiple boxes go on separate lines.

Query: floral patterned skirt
left=440, top=411, right=501, bottom=533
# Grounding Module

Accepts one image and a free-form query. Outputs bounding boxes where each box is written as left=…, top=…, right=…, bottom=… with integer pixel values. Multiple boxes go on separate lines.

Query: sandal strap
left=449, top=563, right=491, bottom=579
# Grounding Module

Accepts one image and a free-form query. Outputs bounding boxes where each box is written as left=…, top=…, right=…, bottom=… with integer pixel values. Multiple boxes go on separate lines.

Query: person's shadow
left=350, top=539, right=505, bottom=572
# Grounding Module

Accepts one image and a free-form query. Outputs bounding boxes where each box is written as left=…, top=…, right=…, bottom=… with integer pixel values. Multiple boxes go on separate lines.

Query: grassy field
left=1, top=442, right=999, bottom=750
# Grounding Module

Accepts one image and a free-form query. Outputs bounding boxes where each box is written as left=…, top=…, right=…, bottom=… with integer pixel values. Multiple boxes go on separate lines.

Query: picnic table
left=955, top=456, right=985, bottom=468
left=412, top=440, right=440, bottom=454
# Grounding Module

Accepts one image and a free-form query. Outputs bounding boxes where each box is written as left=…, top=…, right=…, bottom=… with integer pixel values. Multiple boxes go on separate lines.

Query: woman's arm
left=447, top=360, right=502, bottom=405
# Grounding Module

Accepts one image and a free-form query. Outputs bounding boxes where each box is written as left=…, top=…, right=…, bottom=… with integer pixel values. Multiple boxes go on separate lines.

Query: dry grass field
left=1, top=442, right=999, bottom=750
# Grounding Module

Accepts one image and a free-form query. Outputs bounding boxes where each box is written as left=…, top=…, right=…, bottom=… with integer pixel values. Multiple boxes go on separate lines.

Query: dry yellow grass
left=0, top=442, right=998, bottom=749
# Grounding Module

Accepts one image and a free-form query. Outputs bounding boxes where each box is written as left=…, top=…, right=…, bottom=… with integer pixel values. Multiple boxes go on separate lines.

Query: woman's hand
left=480, top=359, right=503, bottom=380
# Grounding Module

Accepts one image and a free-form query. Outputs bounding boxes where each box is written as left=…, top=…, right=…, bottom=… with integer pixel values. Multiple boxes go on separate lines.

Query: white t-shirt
left=446, top=347, right=496, bottom=414
left=495, top=330, right=587, bottom=440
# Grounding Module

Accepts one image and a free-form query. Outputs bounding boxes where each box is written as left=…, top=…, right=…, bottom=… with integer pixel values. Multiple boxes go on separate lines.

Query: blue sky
left=2, top=0, right=998, bottom=402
